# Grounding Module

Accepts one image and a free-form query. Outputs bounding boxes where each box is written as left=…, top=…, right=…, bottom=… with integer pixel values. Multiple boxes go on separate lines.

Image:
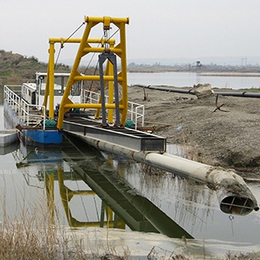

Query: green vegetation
left=0, top=50, right=70, bottom=86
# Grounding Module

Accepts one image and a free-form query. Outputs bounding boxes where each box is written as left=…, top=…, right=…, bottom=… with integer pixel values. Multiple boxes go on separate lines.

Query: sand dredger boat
left=3, top=15, right=147, bottom=145
left=3, top=15, right=259, bottom=216
left=3, top=16, right=145, bottom=145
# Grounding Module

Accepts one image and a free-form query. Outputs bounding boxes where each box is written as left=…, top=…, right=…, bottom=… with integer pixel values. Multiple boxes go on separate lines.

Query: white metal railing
left=127, top=101, right=145, bottom=129
left=4, top=85, right=46, bottom=129
left=83, top=89, right=145, bottom=129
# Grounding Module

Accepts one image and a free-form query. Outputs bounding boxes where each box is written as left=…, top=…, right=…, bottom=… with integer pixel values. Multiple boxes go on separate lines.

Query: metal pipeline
left=133, top=84, right=260, bottom=98
left=64, top=131, right=259, bottom=216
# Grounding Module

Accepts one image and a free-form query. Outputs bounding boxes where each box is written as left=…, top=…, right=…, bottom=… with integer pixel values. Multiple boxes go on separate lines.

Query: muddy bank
left=127, top=84, right=260, bottom=177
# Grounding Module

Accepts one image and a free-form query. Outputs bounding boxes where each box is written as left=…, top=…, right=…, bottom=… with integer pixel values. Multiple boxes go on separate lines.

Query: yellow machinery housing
left=43, top=16, right=129, bottom=130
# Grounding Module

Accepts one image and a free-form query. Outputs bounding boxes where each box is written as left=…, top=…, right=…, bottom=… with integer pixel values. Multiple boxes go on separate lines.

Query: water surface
left=0, top=136, right=259, bottom=244
left=128, top=71, right=260, bottom=89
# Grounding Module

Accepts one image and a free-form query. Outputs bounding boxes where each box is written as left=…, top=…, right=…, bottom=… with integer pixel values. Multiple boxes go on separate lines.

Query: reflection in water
left=2, top=135, right=260, bottom=244
left=13, top=137, right=192, bottom=239
left=105, top=157, right=260, bottom=243
left=126, top=165, right=214, bottom=233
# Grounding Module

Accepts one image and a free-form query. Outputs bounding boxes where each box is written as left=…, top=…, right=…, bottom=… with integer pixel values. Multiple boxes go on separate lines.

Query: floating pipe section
left=64, top=132, right=259, bottom=216
left=133, top=84, right=260, bottom=98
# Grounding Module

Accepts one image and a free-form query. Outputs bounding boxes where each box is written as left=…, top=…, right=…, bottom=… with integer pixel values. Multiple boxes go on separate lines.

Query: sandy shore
left=127, top=84, right=260, bottom=177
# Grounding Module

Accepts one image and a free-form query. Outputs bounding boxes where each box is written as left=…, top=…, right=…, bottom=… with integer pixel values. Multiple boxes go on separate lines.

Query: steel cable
left=54, top=22, right=86, bottom=69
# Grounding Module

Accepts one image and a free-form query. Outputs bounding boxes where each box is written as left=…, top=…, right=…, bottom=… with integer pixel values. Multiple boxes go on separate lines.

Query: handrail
left=83, top=89, right=145, bottom=129
left=4, top=85, right=46, bottom=129
left=128, top=101, right=145, bottom=129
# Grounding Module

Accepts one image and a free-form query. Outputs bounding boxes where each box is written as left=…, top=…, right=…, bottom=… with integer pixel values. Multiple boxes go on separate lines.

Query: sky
left=1, top=0, right=260, bottom=65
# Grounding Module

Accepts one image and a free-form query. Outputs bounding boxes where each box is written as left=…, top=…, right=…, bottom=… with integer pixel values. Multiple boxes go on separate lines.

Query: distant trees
left=0, top=50, right=70, bottom=86
left=127, top=61, right=260, bottom=73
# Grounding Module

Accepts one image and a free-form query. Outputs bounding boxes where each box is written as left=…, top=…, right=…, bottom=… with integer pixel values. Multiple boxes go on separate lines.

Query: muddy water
left=0, top=133, right=260, bottom=246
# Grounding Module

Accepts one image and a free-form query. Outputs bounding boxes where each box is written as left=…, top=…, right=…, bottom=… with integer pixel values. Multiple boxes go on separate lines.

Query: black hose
left=132, top=84, right=260, bottom=98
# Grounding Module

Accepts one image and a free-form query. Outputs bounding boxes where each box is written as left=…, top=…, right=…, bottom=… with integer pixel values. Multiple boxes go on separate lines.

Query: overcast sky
left=1, top=0, right=260, bottom=65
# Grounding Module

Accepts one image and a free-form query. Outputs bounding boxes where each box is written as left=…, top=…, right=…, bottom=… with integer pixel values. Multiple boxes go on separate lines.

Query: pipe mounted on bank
left=133, top=85, right=260, bottom=98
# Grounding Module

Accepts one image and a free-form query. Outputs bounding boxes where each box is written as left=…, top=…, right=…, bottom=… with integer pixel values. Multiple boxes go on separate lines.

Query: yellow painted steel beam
left=56, top=16, right=129, bottom=130
left=44, top=38, right=116, bottom=119
left=116, top=22, right=128, bottom=125
left=84, top=16, right=129, bottom=25
left=74, top=75, right=123, bottom=82
left=82, top=47, right=122, bottom=54
left=48, top=43, right=55, bottom=119
left=49, top=38, right=115, bottom=45
left=57, top=19, right=95, bottom=129
left=43, top=42, right=55, bottom=119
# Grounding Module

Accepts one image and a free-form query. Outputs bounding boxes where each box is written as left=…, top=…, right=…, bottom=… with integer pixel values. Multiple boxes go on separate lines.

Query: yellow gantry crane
left=43, top=16, right=129, bottom=130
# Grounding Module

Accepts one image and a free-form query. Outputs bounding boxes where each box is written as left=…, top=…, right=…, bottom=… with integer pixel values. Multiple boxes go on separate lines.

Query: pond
left=0, top=135, right=260, bottom=243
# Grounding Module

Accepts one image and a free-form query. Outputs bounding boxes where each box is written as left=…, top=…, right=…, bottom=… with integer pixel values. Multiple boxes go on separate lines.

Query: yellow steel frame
left=44, top=16, right=129, bottom=130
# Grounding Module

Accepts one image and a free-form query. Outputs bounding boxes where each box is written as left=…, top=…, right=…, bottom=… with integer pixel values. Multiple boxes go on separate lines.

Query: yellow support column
left=116, top=21, right=128, bottom=125
left=43, top=41, right=55, bottom=119
left=48, top=42, right=55, bottom=119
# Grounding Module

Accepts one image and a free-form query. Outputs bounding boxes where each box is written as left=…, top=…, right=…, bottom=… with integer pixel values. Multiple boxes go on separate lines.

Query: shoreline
left=127, top=84, right=260, bottom=177
left=128, top=70, right=260, bottom=77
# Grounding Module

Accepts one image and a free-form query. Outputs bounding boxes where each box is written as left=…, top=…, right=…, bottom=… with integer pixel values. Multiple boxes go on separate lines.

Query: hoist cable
left=83, top=30, right=106, bottom=75
left=54, top=48, right=62, bottom=69
left=108, top=28, right=120, bottom=40
left=64, top=22, right=86, bottom=43
left=83, top=31, right=105, bottom=90
left=54, top=22, right=85, bottom=69
left=84, top=51, right=99, bottom=75
left=84, top=27, right=119, bottom=75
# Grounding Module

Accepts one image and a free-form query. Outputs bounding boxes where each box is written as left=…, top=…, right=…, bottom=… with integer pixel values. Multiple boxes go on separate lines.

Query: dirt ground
left=127, top=84, right=260, bottom=177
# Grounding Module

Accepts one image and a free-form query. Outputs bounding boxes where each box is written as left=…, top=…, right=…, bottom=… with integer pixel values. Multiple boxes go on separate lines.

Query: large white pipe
left=65, top=131, right=259, bottom=216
